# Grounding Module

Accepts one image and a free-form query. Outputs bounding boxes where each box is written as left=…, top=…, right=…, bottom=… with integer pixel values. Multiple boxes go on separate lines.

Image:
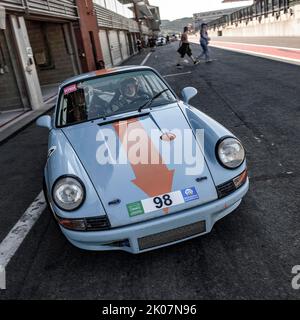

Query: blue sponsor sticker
left=181, top=187, right=199, bottom=202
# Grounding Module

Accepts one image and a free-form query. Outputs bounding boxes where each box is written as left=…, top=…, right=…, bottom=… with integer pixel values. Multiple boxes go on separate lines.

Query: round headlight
left=52, top=176, right=85, bottom=211
left=217, top=137, right=245, bottom=169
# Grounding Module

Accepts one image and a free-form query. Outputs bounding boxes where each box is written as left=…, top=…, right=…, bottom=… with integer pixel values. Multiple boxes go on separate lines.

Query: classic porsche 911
left=37, top=66, right=249, bottom=253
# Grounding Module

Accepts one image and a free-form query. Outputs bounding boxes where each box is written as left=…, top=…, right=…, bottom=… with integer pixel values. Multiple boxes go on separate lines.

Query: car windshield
left=56, top=70, right=177, bottom=127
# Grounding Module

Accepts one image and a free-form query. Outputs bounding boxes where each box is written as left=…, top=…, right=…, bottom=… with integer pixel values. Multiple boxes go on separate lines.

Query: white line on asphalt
left=141, top=52, right=152, bottom=66
left=163, top=71, right=192, bottom=78
left=0, top=191, right=46, bottom=268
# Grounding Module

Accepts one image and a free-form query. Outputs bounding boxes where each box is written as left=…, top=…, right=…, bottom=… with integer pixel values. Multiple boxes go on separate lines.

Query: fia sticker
left=181, top=187, right=199, bottom=202
left=64, top=84, right=77, bottom=95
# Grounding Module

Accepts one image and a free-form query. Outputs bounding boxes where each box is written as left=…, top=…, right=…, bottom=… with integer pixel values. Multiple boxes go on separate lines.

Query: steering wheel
left=89, top=95, right=111, bottom=119
left=111, top=93, right=152, bottom=111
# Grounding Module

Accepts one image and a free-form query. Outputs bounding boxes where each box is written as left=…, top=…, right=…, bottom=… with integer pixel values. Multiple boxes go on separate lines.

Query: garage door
left=0, top=29, right=27, bottom=112
left=99, top=29, right=112, bottom=68
left=108, top=30, right=122, bottom=66
left=119, top=31, right=129, bottom=60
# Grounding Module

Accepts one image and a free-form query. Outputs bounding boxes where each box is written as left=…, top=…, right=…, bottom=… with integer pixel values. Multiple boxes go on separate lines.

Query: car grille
left=138, top=221, right=206, bottom=251
left=216, top=180, right=236, bottom=199
left=85, top=216, right=110, bottom=231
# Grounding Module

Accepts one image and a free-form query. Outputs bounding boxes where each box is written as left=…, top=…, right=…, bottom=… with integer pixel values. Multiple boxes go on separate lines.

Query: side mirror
left=181, top=87, right=198, bottom=104
left=36, top=115, right=52, bottom=130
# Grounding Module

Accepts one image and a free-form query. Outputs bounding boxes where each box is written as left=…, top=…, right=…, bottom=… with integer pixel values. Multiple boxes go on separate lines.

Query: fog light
left=233, top=170, right=248, bottom=189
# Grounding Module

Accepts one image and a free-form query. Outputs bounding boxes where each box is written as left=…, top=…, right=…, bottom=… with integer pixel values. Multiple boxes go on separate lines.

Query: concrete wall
left=26, top=20, right=75, bottom=86
left=210, top=4, right=300, bottom=37
left=0, top=30, right=23, bottom=111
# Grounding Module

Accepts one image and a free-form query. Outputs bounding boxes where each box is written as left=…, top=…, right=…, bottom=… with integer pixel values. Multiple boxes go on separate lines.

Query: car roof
left=59, top=65, right=154, bottom=88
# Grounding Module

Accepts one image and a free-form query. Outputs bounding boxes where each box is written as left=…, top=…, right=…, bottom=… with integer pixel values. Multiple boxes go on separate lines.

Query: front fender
left=179, top=102, right=247, bottom=186
left=44, top=129, right=106, bottom=219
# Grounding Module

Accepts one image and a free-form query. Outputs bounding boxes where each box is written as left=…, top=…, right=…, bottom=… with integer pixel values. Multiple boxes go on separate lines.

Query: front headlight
left=216, top=137, right=245, bottom=169
left=52, top=176, right=85, bottom=211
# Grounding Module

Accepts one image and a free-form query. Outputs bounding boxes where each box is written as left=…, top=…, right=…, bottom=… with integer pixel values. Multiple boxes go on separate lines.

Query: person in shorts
left=176, top=26, right=199, bottom=68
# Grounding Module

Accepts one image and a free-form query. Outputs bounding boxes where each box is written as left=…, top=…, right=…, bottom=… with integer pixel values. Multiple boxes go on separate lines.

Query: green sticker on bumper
left=127, top=201, right=145, bottom=217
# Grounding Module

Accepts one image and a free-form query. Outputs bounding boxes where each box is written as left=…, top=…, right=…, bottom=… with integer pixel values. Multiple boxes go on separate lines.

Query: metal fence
left=208, top=0, right=298, bottom=30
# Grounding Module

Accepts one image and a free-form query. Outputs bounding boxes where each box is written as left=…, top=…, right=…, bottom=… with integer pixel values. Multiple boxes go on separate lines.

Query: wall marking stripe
left=209, top=44, right=300, bottom=66
left=210, top=41, right=300, bottom=59
left=190, top=38, right=300, bottom=52
left=210, top=41, right=300, bottom=52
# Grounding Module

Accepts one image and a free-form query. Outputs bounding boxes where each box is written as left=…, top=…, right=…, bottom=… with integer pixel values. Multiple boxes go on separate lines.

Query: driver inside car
left=110, top=77, right=150, bottom=112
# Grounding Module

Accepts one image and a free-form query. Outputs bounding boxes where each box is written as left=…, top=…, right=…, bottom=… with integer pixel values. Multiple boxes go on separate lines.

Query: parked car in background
left=156, top=36, right=166, bottom=46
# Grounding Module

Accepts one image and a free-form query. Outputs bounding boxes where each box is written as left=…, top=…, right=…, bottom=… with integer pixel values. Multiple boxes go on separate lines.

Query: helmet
left=120, top=77, right=138, bottom=98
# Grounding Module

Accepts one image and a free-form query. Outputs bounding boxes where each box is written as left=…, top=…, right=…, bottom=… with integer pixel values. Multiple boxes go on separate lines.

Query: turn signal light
left=233, top=170, right=248, bottom=188
left=59, top=219, right=86, bottom=231
left=217, top=169, right=248, bottom=199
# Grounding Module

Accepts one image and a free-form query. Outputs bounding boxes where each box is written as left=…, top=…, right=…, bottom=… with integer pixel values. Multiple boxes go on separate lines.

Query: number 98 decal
left=127, top=188, right=199, bottom=216
left=153, top=194, right=173, bottom=209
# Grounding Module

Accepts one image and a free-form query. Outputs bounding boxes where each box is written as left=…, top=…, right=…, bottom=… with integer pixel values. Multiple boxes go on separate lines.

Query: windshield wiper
left=138, top=88, right=170, bottom=112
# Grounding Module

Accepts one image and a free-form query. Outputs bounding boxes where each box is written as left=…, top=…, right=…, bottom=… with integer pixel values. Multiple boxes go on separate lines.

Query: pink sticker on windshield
left=64, top=84, right=77, bottom=95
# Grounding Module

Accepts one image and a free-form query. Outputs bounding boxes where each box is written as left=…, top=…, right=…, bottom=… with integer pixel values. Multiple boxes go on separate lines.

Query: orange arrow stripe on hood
left=113, top=118, right=174, bottom=213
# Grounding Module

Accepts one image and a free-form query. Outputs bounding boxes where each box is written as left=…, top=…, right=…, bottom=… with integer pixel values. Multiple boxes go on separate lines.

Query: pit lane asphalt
left=0, top=42, right=299, bottom=299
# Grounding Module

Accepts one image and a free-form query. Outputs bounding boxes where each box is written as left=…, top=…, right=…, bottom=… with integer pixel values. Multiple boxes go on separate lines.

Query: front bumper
left=61, top=178, right=249, bottom=253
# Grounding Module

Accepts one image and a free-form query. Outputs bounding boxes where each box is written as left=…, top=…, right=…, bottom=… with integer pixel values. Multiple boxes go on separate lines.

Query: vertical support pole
left=63, top=22, right=80, bottom=75
left=68, top=21, right=82, bottom=74
left=10, top=15, right=43, bottom=111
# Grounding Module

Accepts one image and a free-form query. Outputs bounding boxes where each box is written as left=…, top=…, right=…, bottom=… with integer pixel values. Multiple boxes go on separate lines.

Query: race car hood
left=62, top=104, right=218, bottom=227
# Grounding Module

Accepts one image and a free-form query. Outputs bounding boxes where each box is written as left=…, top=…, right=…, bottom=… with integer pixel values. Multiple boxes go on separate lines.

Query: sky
left=149, top=0, right=254, bottom=21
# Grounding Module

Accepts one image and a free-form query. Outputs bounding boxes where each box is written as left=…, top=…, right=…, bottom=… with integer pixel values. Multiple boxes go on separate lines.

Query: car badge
left=47, top=146, right=56, bottom=159
left=108, top=199, right=121, bottom=206
left=160, top=132, right=176, bottom=142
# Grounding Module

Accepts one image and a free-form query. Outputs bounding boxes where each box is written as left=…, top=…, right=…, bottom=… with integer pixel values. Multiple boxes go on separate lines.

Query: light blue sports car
left=37, top=66, right=249, bottom=253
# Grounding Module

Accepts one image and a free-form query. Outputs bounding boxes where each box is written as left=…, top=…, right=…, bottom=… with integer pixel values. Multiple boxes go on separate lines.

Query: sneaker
left=194, top=60, right=200, bottom=65
left=176, top=64, right=183, bottom=69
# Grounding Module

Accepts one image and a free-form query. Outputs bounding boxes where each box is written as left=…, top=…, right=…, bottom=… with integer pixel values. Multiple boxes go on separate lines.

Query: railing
left=0, top=0, right=78, bottom=19
left=94, top=3, right=140, bottom=33
left=208, top=0, right=298, bottom=30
